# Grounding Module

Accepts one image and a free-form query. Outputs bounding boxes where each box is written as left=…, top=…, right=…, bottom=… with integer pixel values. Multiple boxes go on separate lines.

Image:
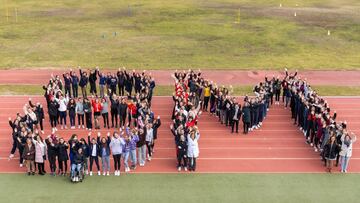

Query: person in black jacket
left=323, top=135, right=340, bottom=173
left=109, top=92, right=119, bottom=128
left=8, top=117, right=21, bottom=160
left=48, top=98, right=59, bottom=132
left=29, top=99, right=45, bottom=134
left=68, top=99, right=76, bottom=129
left=70, top=145, right=85, bottom=180
left=57, top=138, right=69, bottom=176
left=89, top=68, right=98, bottom=95
left=176, top=135, right=187, bottom=171
left=242, top=102, right=251, bottom=134
left=118, top=98, right=128, bottom=128
left=63, top=72, right=72, bottom=98
left=46, top=137, right=58, bottom=176
left=231, top=103, right=241, bottom=134
left=78, top=138, right=89, bottom=174
left=88, top=132, right=101, bottom=176
left=117, top=69, right=126, bottom=96
left=70, top=69, right=79, bottom=98
left=151, top=116, right=161, bottom=153
left=79, top=68, right=88, bottom=98
left=124, top=70, right=134, bottom=96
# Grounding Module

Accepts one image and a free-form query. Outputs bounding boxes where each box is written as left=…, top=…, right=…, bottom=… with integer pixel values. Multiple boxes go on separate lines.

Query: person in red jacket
left=127, top=101, right=137, bottom=127
left=91, top=97, right=102, bottom=129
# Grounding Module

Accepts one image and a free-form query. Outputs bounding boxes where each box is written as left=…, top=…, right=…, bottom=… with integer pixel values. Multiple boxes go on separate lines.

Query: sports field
left=1, top=0, right=360, bottom=203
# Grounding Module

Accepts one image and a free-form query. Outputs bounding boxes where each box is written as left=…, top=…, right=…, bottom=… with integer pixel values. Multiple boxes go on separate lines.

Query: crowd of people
left=283, top=69, right=357, bottom=173
left=8, top=68, right=357, bottom=176
left=8, top=67, right=162, bottom=179
left=170, top=70, right=202, bottom=172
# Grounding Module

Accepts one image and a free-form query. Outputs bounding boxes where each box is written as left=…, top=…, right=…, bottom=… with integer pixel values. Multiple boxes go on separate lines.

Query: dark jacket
left=152, top=118, right=161, bottom=139
left=48, top=100, right=59, bottom=117
left=136, top=128, right=146, bottom=147
left=324, top=142, right=339, bottom=160
left=22, top=143, right=35, bottom=160
left=88, top=136, right=100, bottom=157
left=230, top=105, right=242, bottom=121
left=177, top=140, right=187, bottom=156
left=72, top=148, right=85, bottom=164
left=98, top=136, right=111, bottom=157
left=242, top=106, right=251, bottom=123
left=58, top=143, right=69, bottom=161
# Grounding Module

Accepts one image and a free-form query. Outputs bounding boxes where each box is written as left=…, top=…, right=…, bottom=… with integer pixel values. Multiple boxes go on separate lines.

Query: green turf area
left=1, top=84, right=359, bottom=96
left=0, top=174, right=359, bottom=203
left=0, top=0, right=359, bottom=69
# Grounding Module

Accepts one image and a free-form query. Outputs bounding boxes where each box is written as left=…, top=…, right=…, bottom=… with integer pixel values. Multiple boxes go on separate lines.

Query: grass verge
left=0, top=84, right=359, bottom=96
left=0, top=173, right=359, bottom=203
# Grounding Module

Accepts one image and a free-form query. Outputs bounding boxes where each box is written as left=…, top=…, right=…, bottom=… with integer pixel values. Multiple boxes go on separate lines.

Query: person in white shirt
left=110, top=131, right=125, bottom=176
left=55, top=94, right=69, bottom=129
left=187, top=127, right=200, bottom=172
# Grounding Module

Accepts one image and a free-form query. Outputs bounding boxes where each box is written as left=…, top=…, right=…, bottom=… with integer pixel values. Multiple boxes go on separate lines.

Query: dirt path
left=0, top=69, right=359, bottom=86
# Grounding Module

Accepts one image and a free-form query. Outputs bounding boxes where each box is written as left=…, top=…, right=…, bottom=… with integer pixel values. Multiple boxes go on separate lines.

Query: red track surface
left=1, top=96, right=360, bottom=173
left=1, top=69, right=360, bottom=86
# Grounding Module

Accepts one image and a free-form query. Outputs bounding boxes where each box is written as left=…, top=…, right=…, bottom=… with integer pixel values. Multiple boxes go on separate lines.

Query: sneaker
left=89, top=171, right=93, bottom=176
left=98, top=171, right=101, bottom=176
left=64, top=125, right=68, bottom=129
left=55, top=127, right=58, bottom=131
left=85, top=170, right=89, bottom=175
left=106, top=172, right=110, bottom=176
left=82, top=125, right=85, bottom=129
left=20, top=164, right=23, bottom=168
left=61, top=126, right=64, bottom=130
left=184, top=167, right=188, bottom=171
left=78, top=125, right=81, bottom=129
left=75, top=177, right=79, bottom=182
left=103, top=172, right=106, bottom=176
left=314, top=148, right=318, bottom=152
left=41, top=130, right=44, bottom=134
left=310, top=143, right=314, bottom=147
left=178, top=167, right=181, bottom=171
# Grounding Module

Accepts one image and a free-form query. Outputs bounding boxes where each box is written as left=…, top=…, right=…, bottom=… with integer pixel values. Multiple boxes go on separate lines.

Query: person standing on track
left=76, top=97, right=85, bottom=129
left=187, top=127, right=200, bottom=172
left=83, top=98, right=93, bottom=130
left=323, top=135, right=340, bottom=173
left=22, top=138, right=36, bottom=176
left=110, top=131, right=125, bottom=176
left=339, top=132, right=357, bottom=173
left=79, top=68, right=89, bottom=98
left=231, top=102, right=241, bottom=134
left=70, top=69, right=79, bottom=98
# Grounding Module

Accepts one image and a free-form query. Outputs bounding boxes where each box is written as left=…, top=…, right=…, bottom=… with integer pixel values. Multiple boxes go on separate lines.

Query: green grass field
left=0, top=174, right=359, bottom=203
left=0, top=0, right=359, bottom=69
left=1, top=84, right=359, bottom=96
